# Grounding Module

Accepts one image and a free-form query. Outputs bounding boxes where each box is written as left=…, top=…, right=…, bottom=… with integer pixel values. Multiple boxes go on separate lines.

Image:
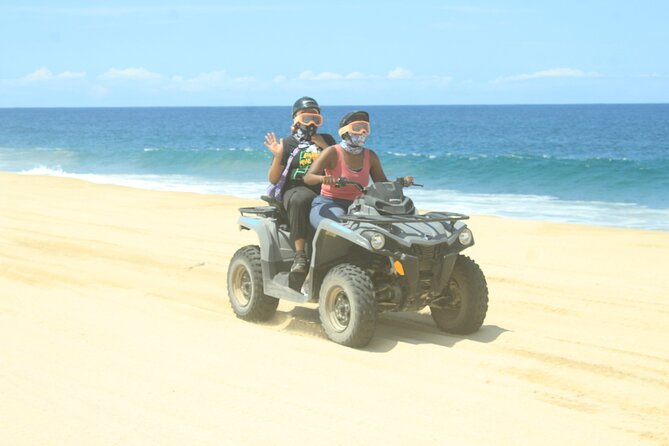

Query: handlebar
left=335, top=177, right=422, bottom=190
left=395, top=177, right=423, bottom=188
left=335, top=177, right=366, bottom=191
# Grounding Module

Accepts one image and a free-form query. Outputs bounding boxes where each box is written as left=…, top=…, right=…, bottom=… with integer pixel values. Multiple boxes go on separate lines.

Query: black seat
left=261, top=195, right=290, bottom=229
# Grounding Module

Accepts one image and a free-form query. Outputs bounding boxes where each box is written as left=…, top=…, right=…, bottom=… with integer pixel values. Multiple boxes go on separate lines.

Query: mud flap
left=399, top=253, right=420, bottom=297
left=432, top=253, right=457, bottom=295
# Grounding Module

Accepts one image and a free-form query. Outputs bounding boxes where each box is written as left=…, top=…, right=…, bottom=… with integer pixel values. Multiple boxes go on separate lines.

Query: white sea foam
left=18, top=166, right=265, bottom=198
left=408, top=188, right=669, bottom=231
left=17, top=166, right=669, bottom=231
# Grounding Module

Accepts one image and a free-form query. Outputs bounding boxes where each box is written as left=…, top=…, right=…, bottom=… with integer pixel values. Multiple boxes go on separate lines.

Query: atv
left=227, top=178, right=488, bottom=348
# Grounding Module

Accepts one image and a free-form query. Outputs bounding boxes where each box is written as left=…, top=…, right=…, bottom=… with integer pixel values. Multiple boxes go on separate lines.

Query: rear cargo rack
left=339, top=211, right=469, bottom=225
left=239, top=206, right=279, bottom=218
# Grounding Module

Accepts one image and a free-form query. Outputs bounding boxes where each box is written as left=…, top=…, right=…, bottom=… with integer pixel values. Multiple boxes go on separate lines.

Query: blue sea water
left=1, top=104, right=668, bottom=230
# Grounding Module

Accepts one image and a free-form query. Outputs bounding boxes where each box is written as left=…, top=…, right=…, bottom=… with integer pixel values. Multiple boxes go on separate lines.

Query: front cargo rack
left=339, top=211, right=469, bottom=225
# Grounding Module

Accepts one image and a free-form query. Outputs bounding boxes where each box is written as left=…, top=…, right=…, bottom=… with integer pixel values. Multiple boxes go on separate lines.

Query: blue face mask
left=349, top=133, right=367, bottom=147
left=341, top=133, right=366, bottom=155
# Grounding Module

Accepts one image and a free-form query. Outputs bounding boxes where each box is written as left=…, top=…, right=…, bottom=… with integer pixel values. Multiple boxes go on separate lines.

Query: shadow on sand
left=367, top=312, right=509, bottom=353
left=265, top=306, right=509, bottom=352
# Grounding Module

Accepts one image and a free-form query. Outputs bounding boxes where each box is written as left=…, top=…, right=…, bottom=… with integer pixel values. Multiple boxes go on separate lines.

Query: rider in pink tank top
left=320, top=144, right=371, bottom=201
left=304, top=110, right=414, bottom=230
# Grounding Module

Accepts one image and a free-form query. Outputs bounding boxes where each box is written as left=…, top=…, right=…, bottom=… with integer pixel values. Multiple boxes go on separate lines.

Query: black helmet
left=292, top=96, right=320, bottom=117
left=339, top=110, right=369, bottom=129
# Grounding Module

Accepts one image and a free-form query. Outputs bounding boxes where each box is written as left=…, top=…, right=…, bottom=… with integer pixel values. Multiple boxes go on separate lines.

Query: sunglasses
left=293, top=112, right=323, bottom=127
left=338, top=120, right=370, bottom=136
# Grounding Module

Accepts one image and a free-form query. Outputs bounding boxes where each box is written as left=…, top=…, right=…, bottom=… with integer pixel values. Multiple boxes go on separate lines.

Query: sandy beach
left=1, top=171, right=668, bottom=445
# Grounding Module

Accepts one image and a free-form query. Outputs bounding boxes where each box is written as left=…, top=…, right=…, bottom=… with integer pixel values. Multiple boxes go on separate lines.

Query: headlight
left=458, top=228, right=473, bottom=245
left=369, top=233, right=386, bottom=250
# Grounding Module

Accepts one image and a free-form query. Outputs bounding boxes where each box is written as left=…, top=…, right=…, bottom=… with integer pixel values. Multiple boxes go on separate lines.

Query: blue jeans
left=310, top=195, right=353, bottom=230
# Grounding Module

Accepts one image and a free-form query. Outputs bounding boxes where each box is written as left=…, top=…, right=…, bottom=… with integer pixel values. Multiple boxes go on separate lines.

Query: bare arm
left=369, top=150, right=389, bottom=183
left=264, top=132, right=285, bottom=184
left=304, top=146, right=337, bottom=185
left=369, top=150, right=414, bottom=185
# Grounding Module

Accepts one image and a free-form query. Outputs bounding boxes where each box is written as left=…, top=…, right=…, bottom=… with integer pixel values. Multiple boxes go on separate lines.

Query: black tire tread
left=431, top=254, right=488, bottom=334
left=319, top=263, right=377, bottom=348
left=227, top=245, right=279, bottom=322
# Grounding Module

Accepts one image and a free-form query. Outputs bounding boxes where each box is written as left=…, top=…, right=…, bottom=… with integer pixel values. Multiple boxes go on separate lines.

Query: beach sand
left=1, top=171, right=668, bottom=445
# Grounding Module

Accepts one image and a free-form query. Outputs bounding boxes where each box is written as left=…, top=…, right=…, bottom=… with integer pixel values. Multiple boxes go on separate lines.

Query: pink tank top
left=321, top=145, right=371, bottom=201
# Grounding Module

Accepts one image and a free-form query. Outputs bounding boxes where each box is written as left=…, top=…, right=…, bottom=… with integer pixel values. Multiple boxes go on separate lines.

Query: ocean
left=1, top=104, right=668, bottom=231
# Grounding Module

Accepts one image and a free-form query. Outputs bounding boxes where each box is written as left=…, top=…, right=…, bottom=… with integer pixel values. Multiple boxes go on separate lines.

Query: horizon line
left=2, top=102, right=669, bottom=110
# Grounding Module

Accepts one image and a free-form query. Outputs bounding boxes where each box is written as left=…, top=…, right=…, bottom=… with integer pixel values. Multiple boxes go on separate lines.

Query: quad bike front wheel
left=227, top=245, right=278, bottom=321
left=319, top=263, right=377, bottom=348
left=430, top=254, right=488, bottom=334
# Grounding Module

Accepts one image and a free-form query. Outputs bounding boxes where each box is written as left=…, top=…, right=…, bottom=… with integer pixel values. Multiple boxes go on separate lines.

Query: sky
left=1, top=0, right=668, bottom=107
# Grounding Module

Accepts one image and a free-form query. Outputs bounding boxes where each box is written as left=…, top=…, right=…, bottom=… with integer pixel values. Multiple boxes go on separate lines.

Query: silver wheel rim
left=231, top=263, right=252, bottom=307
left=325, top=285, right=351, bottom=332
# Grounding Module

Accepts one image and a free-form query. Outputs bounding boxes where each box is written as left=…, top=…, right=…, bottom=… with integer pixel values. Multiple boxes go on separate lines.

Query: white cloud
left=2, top=66, right=456, bottom=97
left=165, top=71, right=223, bottom=92
left=387, top=67, right=414, bottom=79
left=495, top=67, right=600, bottom=83
left=168, top=70, right=259, bottom=91
left=313, top=72, right=344, bottom=80
left=345, top=71, right=368, bottom=80
left=23, top=67, right=86, bottom=82
left=99, top=67, right=162, bottom=80
left=187, top=70, right=227, bottom=83
left=298, top=69, right=406, bottom=81
left=298, top=70, right=343, bottom=81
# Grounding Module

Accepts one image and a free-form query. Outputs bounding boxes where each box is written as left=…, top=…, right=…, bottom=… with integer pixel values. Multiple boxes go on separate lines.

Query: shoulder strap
left=280, top=146, right=300, bottom=179
left=267, top=146, right=301, bottom=199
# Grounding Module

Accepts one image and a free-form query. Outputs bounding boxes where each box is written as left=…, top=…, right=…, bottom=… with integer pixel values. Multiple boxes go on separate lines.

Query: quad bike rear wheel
left=430, top=254, right=488, bottom=334
left=319, top=263, right=377, bottom=348
left=227, top=245, right=278, bottom=321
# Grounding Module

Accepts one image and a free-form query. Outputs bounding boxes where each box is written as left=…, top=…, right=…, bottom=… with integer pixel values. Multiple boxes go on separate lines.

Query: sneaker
left=290, top=251, right=308, bottom=273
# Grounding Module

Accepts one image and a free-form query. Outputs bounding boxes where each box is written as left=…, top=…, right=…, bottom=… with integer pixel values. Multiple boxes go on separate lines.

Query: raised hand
left=263, top=132, right=283, bottom=157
